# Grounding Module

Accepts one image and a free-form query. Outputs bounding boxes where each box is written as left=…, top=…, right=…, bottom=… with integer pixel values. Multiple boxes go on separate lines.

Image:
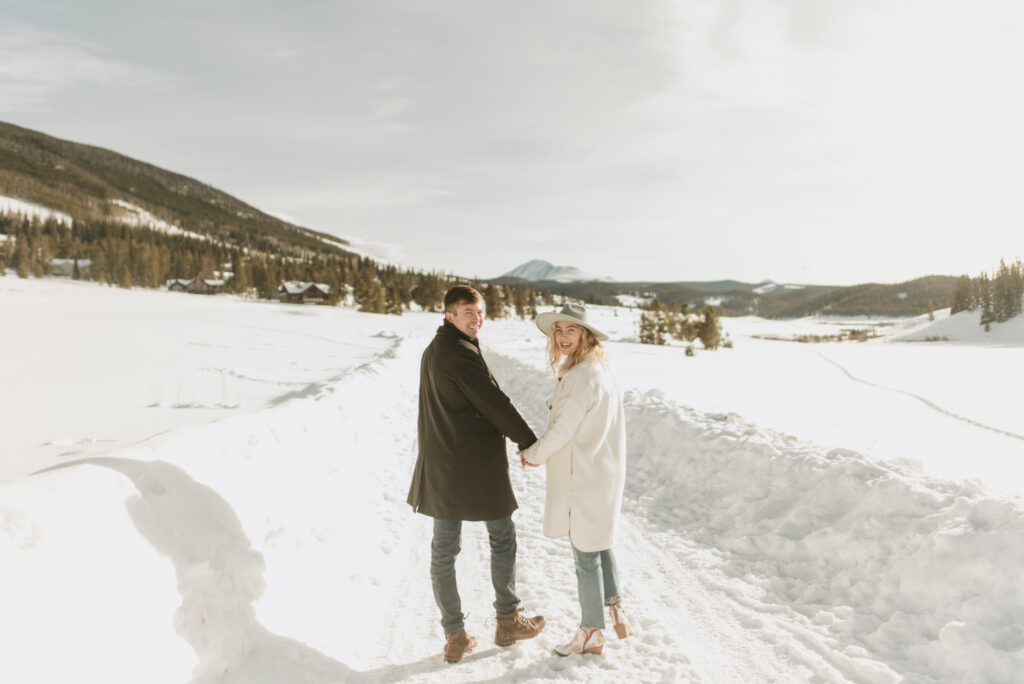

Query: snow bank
left=0, top=464, right=193, bottom=682
left=624, top=392, right=1024, bottom=683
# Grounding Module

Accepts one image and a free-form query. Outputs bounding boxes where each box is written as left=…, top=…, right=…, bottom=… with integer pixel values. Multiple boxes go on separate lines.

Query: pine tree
left=638, top=311, right=667, bottom=345
left=354, top=264, right=386, bottom=313
left=385, top=284, right=404, bottom=315
left=950, top=275, right=974, bottom=314
left=118, top=262, right=133, bottom=288
left=0, top=235, right=12, bottom=274
left=993, top=259, right=1011, bottom=322
left=412, top=273, right=445, bottom=312
left=14, top=233, right=30, bottom=278
left=251, top=259, right=281, bottom=299
left=513, top=287, right=528, bottom=319
left=979, top=273, right=994, bottom=331
left=90, top=248, right=109, bottom=284
left=484, top=284, right=505, bottom=319
left=231, top=254, right=251, bottom=295
left=697, top=306, right=722, bottom=350
left=1011, top=258, right=1024, bottom=319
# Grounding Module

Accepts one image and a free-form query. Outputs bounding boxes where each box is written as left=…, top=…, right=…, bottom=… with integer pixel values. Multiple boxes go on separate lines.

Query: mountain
left=0, top=120, right=349, bottom=255
left=500, top=259, right=597, bottom=283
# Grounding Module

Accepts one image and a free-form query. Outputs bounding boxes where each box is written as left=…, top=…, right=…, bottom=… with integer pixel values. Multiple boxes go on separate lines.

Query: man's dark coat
left=407, top=320, right=537, bottom=521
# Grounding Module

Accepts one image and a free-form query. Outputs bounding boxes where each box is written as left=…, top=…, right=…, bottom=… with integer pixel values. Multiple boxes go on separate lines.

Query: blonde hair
left=547, top=324, right=609, bottom=376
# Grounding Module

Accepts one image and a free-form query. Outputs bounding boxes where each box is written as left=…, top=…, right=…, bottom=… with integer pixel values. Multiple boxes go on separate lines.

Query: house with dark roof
left=166, top=276, right=230, bottom=294
left=278, top=282, right=331, bottom=304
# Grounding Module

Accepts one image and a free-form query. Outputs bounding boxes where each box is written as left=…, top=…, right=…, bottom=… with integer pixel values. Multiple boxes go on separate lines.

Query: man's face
left=445, top=299, right=485, bottom=339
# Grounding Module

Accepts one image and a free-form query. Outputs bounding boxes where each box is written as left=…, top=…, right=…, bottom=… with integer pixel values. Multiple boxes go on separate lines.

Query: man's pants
left=431, top=516, right=520, bottom=634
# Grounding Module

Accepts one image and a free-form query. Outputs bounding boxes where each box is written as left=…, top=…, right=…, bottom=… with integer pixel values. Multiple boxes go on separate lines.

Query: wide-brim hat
left=534, top=302, right=608, bottom=341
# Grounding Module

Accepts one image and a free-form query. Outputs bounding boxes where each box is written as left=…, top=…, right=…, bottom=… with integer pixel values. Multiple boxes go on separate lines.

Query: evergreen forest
left=0, top=213, right=550, bottom=319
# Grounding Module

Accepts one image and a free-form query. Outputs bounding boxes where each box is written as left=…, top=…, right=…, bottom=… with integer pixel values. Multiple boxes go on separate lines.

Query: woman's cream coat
left=522, top=357, right=627, bottom=552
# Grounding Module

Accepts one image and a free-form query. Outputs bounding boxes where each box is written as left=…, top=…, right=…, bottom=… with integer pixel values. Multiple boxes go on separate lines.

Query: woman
left=519, top=302, right=632, bottom=657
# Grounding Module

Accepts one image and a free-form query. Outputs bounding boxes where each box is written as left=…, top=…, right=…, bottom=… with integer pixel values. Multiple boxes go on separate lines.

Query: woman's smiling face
left=553, top=321, right=582, bottom=356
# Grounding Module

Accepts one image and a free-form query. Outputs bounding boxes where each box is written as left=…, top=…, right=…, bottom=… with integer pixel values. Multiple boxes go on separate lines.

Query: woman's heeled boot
left=553, top=625, right=604, bottom=656
left=609, top=602, right=633, bottom=639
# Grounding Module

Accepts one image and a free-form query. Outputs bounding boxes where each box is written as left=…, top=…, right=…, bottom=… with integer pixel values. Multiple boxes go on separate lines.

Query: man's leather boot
left=443, top=630, right=477, bottom=663
left=495, top=608, right=546, bottom=646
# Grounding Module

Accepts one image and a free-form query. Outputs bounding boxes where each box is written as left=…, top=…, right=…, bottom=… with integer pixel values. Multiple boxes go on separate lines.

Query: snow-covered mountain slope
left=2, top=276, right=1024, bottom=683
left=0, top=195, right=73, bottom=226
left=501, top=259, right=597, bottom=282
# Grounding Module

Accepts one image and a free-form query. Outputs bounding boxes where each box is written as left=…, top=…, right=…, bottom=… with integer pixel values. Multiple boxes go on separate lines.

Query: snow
left=2, top=273, right=1024, bottom=683
left=501, top=259, right=598, bottom=283
left=753, top=281, right=806, bottom=295
left=0, top=195, right=74, bottom=225
left=108, top=199, right=210, bottom=241
left=0, top=195, right=211, bottom=241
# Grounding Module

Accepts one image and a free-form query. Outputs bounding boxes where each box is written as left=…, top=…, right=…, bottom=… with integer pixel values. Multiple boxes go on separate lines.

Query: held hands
left=517, top=451, right=539, bottom=468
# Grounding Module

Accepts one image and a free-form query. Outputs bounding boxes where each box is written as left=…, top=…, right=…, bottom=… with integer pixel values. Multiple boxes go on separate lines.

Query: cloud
left=0, top=22, right=175, bottom=113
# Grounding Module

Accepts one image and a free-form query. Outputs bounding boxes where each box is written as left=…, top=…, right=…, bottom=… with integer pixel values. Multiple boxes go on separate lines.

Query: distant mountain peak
left=501, top=259, right=596, bottom=283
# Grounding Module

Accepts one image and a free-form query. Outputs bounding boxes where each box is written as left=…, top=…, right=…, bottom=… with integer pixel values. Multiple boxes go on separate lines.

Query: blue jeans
left=571, top=545, right=623, bottom=629
left=431, top=516, right=520, bottom=634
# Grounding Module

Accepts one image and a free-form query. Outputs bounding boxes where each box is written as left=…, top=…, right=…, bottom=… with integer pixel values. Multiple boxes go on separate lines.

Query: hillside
left=493, top=275, right=955, bottom=318
left=0, top=120, right=957, bottom=319
left=755, top=275, right=956, bottom=318
left=0, top=120, right=348, bottom=255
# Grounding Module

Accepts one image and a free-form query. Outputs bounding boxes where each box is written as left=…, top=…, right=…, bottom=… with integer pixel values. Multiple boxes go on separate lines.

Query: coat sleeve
left=522, top=370, right=597, bottom=466
left=449, top=344, right=537, bottom=450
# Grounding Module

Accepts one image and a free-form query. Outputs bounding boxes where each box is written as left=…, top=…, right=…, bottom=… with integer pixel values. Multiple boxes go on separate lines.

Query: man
left=407, top=284, right=546, bottom=664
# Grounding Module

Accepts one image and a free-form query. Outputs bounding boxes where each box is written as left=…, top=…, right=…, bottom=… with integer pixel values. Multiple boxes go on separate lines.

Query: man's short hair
left=444, top=284, right=483, bottom=312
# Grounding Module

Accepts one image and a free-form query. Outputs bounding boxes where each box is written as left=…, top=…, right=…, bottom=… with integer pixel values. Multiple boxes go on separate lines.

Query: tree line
left=637, top=297, right=726, bottom=352
left=949, top=257, right=1024, bottom=330
left=0, top=214, right=552, bottom=319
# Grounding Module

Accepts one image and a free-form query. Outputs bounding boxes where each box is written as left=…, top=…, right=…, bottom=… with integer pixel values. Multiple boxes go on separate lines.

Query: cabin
left=166, top=276, right=230, bottom=294
left=48, top=258, right=92, bottom=278
left=278, top=282, right=331, bottom=305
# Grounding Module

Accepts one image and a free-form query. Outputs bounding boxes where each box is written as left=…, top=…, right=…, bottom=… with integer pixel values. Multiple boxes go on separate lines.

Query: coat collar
left=438, top=319, right=480, bottom=348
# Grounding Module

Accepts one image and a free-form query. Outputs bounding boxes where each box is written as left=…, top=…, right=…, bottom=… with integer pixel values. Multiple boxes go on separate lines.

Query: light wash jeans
left=430, top=516, right=520, bottom=634
left=571, top=544, right=623, bottom=629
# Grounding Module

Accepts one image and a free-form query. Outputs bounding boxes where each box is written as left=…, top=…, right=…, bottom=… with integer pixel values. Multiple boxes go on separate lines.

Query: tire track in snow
left=813, top=350, right=1024, bottom=442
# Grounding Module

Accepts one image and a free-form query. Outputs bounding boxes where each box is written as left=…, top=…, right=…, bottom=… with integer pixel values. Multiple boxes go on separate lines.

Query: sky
left=2, top=0, right=1023, bottom=285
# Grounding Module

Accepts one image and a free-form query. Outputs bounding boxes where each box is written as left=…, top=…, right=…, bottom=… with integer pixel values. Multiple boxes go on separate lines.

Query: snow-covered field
left=2, top=274, right=1023, bottom=683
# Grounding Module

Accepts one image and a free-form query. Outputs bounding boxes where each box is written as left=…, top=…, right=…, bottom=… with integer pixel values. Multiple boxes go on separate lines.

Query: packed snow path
left=4, top=305, right=1024, bottom=683
left=327, top=337, right=865, bottom=683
